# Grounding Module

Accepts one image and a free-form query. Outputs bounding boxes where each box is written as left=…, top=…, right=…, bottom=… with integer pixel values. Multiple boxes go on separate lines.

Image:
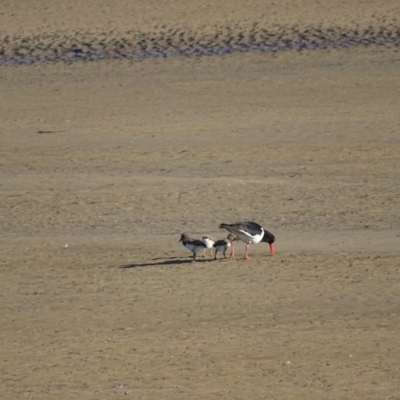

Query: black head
left=179, top=233, right=189, bottom=242
left=262, top=230, right=275, bottom=255
left=262, top=230, right=275, bottom=245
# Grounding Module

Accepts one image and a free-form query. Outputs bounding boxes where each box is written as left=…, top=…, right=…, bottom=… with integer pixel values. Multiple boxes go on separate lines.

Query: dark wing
left=213, top=239, right=227, bottom=247
left=189, top=239, right=207, bottom=247
left=237, top=221, right=263, bottom=235
left=220, top=221, right=263, bottom=236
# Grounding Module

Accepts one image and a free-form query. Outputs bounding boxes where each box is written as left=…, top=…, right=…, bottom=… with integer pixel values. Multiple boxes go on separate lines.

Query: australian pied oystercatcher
left=219, top=221, right=275, bottom=260
left=179, top=233, right=207, bottom=262
left=213, top=234, right=236, bottom=260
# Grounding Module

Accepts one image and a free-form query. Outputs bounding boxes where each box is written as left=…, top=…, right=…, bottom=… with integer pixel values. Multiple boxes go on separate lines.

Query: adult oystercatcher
left=213, top=234, right=236, bottom=260
left=179, top=233, right=207, bottom=262
left=219, top=221, right=275, bottom=260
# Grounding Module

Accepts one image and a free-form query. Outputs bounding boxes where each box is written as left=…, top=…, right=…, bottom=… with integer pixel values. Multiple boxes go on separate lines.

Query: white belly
left=202, top=237, right=215, bottom=248
left=235, top=229, right=264, bottom=244
left=185, top=243, right=205, bottom=254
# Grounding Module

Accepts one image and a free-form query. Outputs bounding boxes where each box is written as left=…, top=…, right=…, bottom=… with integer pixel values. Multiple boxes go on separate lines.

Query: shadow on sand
left=119, top=257, right=216, bottom=269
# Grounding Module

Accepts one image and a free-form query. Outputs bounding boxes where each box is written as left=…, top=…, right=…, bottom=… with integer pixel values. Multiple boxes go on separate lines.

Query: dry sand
left=1, top=1, right=400, bottom=399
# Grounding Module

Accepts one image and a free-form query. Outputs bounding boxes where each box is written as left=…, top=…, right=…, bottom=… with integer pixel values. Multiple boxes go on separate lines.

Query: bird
left=201, top=235, right=216, bottom=258
left=213, top=234, right=236, bottom=260
left=178, top=233, right=207, bottom=262
left=219, top=221, right=275, bottom=260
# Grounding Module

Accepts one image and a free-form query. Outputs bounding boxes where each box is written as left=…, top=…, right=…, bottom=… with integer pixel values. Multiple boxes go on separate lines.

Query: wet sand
left=1, top=1, right=400, bottom=399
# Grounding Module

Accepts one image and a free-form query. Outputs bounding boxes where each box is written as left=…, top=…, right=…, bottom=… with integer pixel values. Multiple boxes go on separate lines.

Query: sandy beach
left=1, top=1, right=400, bottom=399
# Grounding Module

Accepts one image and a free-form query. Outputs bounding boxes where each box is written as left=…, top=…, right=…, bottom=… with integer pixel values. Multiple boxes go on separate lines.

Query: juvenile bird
left=179, top=233, right=207, bottom=262
left=201, top=235, right=216, bottom=258
left=213, top=234, right=236, bottom=260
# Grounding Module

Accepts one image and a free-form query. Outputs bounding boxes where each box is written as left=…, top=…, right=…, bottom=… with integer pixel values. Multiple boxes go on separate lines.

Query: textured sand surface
left=1, top=1, right=400, bottom=399
left=1, top=0, right=400, bottom=64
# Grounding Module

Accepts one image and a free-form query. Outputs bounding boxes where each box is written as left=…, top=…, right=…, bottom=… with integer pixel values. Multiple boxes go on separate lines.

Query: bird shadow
left=118, top=257, right=215, bottom=269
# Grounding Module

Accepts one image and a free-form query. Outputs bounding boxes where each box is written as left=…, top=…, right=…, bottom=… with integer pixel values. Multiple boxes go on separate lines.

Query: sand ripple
left=1, top=22, right=399, bottom=65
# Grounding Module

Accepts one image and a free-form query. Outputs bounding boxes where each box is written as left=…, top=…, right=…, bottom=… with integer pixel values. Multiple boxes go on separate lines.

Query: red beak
left=269, top=243, right=275, bottom=256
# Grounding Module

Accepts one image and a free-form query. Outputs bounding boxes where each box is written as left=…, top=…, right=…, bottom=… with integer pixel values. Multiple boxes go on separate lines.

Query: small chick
left=179, top=233, right=207, bottom=262
left=201, top=235, right=216, bottom=258
left=213, top=234, right=236, bottom=260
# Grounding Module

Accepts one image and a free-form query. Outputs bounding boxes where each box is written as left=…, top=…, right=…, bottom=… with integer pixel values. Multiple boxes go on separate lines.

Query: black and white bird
left=213, top=234, right=236, bottom=260
left=179, top=233, right=207, bottom=262
left=201, top=235, right=216, bottom=258
left=219, top=221, right=275, bottom=260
